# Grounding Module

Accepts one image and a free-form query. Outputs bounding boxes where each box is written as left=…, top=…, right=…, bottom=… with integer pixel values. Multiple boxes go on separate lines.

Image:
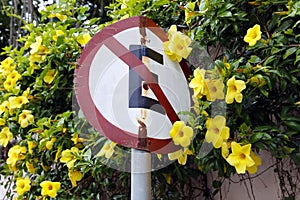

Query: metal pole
left=131, top=148, right=151, bottom=200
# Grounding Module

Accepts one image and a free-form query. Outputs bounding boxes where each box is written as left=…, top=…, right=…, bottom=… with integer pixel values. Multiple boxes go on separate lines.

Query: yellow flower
left=7, top=71, right=21, bottom=82
left=4, top=78, right=15, bottom=91
left=60, top=147, right=79, bottom=168
left=43, top=69, right=57, bottom=84
left=166, top=25, right=177, bottom=38
left=246, top=151, right=262, bottom=174
left=0, top=127, right=13, bottom=147
left=184, top=2, right=196, bottom=25
left=68, top=169, right=83, bottom=187
left=164, top=35, right=192, bottom=62
left=226, top=142, right=255, bottom=174
left=30, top=43, right=49, bottom=63
left=55, top=147, right=62, bottom=162
left=6, top=145, right=27, bottom=167
left=221, top=141, right=231, bottom=159
left=18, top=110, right=34, bottom=128
left=189, top=68, right=207, bottom=98
left=0, top=101, right=8, bottom=115
left=53, top=30, right=65, bottom=41
left=0, top=118, right=5, bottom=126
left=48, top=13, right=56, bottom=18
left=0, top=57, right=15, bottom=75
left=71, top=133, right=85, bottom=144
left=163, top=25, right=192, bottom=62
left=76, top=33, right=91, bottom=45
left=9, top=96, right=29, bottom=109
left=168, top=148, right=193, bottom=165
left=250, top=75, right=266, bottom=87
left=71, top=133, right=79, bottom=144
left=40, top=181, right=61, bottom=198
left=170, top=121, right=193, bottom=148
left=1, top=57, right=14, bottom=67
left=97, top=141, right=116, bottom=159
left=205, top=79, right=225, bottom=101
left=41, top=163, right=50, bottom=172
left=4, top=71, right=21, bottom=91
left=223, top=57, right=231, bottom=70
left=29, top=53, right=46, bottom=63
left=46, top=137, right=56, bottom=150
left=120, top=14, right=130, bottom=20
left=163, top=42, right=177, bottom=61
left=156, top=153, right=162, bottom=160
left=8, top=163, right=17, bottom=172
left=225, top=76, right=246, bottom=104
left=163, top=173, right=172, bottom=184
left=48, top=13, right=68, bottom=21
left=56, top=13, right=67, bottom=21
left=205, top=115, right=230, bottom=148
left=30, top=36, right=43, bottom=54
left=22, top=87, right=31, bottom=98
left=26, top=161, right=36, bottom=174
left=48, top=13, right=67, bottom=21
left=16, top=177, right=31, bottom=195
left=244, top=24, right=262, bottom=46
left=27, top=141, right=37, bottom=154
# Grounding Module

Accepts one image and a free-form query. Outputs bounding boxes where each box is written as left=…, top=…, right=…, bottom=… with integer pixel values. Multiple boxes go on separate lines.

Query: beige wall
left=0, top=176, right=15, bottom=200
left=0, top=176, right=7, bottom=199
left=208, top=151, right=300, bottom=200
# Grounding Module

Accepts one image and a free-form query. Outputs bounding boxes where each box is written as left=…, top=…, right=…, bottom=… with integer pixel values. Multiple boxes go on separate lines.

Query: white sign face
left=75, top=16, right=191, bottom=153
left=89, top=27, right=190, bottom=139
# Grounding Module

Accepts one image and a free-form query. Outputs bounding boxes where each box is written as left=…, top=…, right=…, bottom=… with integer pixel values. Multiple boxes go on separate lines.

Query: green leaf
left=259, top=88, right=269, bottom=97
left=250, top=132, right=264, bottom=143
left=282, top=146, right=295, bottom=154
left=218, top=11, right=232, bottom=18
left=215, top=59, right=227, bottom=69
left=268, top=69, right=282, bottom=77
left=295, top=49, right=300, bottom=64
left=212, top=180, right=222, bottom=188
left=271, top=47, right=283, bottom=54
left=253, top=126, right=273, bottom=132
left=282, top=116, right=300, bottom=122
left=151, top=0, right=170, bottom=7
left=283, top=47, right=297, bottom=59
left=248, top=55, right=261, bottom=64
left=84, top=148, right=92, bottom=161
left=284, top=121, right=300, bottom=131
left=56, top=35, right=65, bottom=46
left=262, top=133, right=272, bottom=141
left=291, top=153, right=300, bottom=166
left=263, top=55, right=276, bottom=65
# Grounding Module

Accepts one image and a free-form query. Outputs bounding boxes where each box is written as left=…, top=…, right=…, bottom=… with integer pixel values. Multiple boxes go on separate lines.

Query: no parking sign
left=74, top=16, right=191, bottom=154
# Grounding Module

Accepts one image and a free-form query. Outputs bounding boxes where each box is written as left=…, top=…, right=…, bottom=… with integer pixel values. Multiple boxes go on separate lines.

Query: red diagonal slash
left=103, top=36, right=180, bottom=124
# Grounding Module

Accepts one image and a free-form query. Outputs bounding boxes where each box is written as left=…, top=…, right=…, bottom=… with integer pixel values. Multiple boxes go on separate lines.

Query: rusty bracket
left=137, top=118, right=150, bottom=151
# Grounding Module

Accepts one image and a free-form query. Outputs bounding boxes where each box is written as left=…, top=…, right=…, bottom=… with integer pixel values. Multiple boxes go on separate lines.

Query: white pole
left=131, top=148, right=151, bottom=200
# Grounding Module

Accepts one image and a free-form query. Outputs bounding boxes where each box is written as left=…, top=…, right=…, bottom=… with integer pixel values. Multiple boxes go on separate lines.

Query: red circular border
left=74, top=16, right=191, bottom=154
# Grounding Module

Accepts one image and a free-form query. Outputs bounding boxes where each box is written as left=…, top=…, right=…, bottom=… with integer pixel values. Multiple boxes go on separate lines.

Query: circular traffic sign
left=74, top=16, right=191, bottom=154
